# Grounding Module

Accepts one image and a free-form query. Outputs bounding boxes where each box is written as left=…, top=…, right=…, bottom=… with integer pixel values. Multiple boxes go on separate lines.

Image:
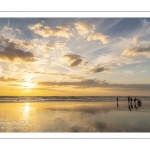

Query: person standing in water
left=117, top=97, right=119, bottom=108
left=128, top=96, right=130, bottom=103
left=134, top=97, right=136, bottom=103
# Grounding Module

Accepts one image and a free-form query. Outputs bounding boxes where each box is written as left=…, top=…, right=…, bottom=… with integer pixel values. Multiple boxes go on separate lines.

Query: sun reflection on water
left=25, top=103, right=30, bottom=115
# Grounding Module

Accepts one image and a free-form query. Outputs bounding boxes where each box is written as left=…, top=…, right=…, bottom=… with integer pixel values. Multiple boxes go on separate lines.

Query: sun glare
left=21, top=76, right=35, bottom=90
left=22, top=82, right=35, bottom=88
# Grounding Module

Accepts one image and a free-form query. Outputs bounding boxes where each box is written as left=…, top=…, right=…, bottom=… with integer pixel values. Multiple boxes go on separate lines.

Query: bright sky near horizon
left=0, top=18, right=150, bottom=96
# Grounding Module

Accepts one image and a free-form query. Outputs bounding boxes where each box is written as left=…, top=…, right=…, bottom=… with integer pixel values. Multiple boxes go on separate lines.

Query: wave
left=0, top=96, right=149, bottom=102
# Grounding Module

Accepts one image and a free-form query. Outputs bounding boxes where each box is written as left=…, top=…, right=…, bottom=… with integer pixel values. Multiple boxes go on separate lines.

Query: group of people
left=128, top=96, right=142, bottom=104
left=116, top=96, right=142, bottom=110
left=128, top=96, right=142, bottom=111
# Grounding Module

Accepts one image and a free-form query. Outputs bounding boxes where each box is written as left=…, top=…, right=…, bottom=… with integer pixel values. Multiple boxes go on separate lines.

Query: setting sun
left=22, top=82, right=35, bottom=89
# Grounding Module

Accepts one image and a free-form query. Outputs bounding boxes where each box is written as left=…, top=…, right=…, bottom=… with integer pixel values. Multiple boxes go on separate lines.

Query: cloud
left=0, top=36, right=9, bottom=43
left=0, top=77, right=24, bottom=82
left=3, top=26, right=23, bottom=34
left=116, top=62, right=123, bottom=66
left=54, top=41, right=66, bottom=49
left=31, top=71, right=85, bottom=80
left=86, top=64, right=108, bottom=73
left=83, top=62, right=88, bottom=66
left=124, top=70, right=134, bottom=76
left=13, top=40, right=34, bottom=50
left=43, top=41, right=66, bottom=51
left=38, top=78, right=150, bottom=91
left=132, top=38, right=138, bottom=45
left=74, top=22, right=109, bottom=44
left=28, top=23, right=43, bottom=30
left=16, top=28, right=22, bottom=34
left=38, top=78, right=107, bottom=88
left=29, top=23, right=73, bottom=39
left=0, top=36, right=35, bottom=50
left=122, top=46, right=150, bottom=56
left=43, top=54, right=50, bottom=58
left=63, top=54, right=88, bottom=67
left=87, top=33, right=110, bottom=44
left=0, top=42, right=36, bottom=62
left=44, top=45, right=52, bottom=51
left=74, top=22, right=95, bottom=36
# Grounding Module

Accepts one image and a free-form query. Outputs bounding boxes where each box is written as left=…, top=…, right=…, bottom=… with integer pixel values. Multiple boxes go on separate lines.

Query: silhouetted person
left=134, top=103, right=137, bottom=110
left=134, top=104, right=137, bottom=109
left=134, top=97, right=136, bottom=103
left=137, top=100, right=142, bottom=106
left=131, top=103, right=133, bottom=109
left=135, top=99, right=142, bottom=109
left=128, top=104, right=131, bottom=111
left=131, top=97, right=133, bottom=103
left=117, top=97, right=118, bottom=102
left=128, top=96, right=130, bottom=103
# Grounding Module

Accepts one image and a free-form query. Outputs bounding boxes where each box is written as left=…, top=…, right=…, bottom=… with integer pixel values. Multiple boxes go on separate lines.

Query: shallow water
left=0, top=100, right=150, bottom=132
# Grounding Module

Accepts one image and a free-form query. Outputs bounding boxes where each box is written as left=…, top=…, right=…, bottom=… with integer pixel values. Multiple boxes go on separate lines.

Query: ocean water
left=0, top=96, right=149, bottom=102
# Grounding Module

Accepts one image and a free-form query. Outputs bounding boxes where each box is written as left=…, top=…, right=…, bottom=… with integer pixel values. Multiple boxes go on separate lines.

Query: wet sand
left=0, top=101, right=150, bottom=132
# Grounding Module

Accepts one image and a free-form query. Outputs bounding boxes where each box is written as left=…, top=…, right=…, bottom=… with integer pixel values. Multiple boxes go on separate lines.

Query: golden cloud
left=44, top=45, right=52, bottom=51
left=132, top=38, right=138, bottom=45
left=43, top=41, right=66, bottom=51
left=87, top=33, right=109, bottom=44
left=14, top=39, right=34, bottom=50
left=29, top=23, right=73, bottom=39
left=74, top=22, right=95, bottom=36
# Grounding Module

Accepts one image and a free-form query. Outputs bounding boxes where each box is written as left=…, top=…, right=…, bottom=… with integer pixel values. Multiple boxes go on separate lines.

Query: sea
left=0, top=96, right=149, bottom=102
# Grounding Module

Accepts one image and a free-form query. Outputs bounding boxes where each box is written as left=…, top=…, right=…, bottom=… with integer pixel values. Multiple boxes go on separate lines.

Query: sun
left=22, top=81, right=35, bottom=88
left=21, top=76, right=35, bottom=90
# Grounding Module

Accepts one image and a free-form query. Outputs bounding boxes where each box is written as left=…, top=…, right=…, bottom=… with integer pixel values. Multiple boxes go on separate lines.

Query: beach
left=0, top=98, right=150, bottom=132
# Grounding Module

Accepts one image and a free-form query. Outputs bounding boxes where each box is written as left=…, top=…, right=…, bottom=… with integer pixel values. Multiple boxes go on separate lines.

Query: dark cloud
left=38, top=78, right=150, bottom=91
left=0, top=42, right=36, bottom=62
left=63, top=54, right=88, bottom=67
left=122, top=46, right=150, bottom=56
left=0, top=36, right=9, bottom=43
left=83, top=62, right=88, bottom=66
left=67, top=75, right=85, bottom=80
left=87, top=64, right=108, bottom=73
left=38, top=78, right=108, bottom=88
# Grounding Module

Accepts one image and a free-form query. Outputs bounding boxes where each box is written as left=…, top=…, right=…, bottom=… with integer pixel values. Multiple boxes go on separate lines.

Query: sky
left=0, top=18, right=150, bottom=96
